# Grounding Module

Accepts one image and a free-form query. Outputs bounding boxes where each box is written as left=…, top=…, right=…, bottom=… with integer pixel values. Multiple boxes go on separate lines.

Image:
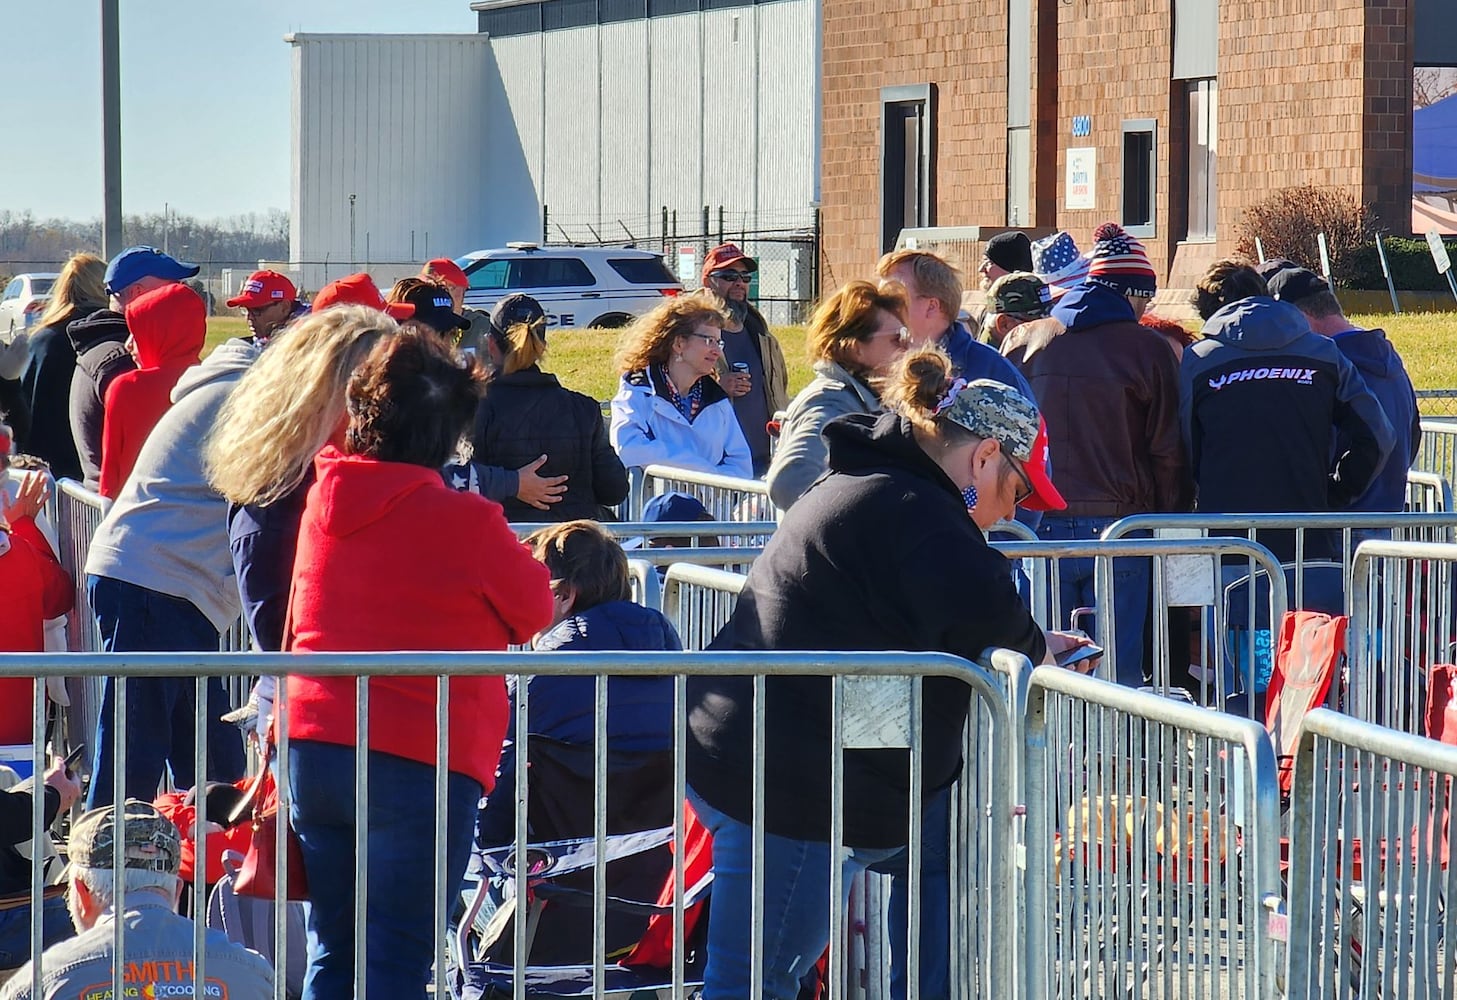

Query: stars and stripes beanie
left=1084, top=223, right=1157, bottom=298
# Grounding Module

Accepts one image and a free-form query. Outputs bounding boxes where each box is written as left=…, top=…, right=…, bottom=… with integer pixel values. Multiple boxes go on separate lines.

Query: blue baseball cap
left=105, top=246, right=200, bottom=296
left=642, top=491, right=710, bottom=523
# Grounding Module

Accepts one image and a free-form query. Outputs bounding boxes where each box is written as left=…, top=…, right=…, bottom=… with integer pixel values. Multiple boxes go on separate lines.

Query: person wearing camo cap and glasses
left=0, top=800, right=271, bottom=1000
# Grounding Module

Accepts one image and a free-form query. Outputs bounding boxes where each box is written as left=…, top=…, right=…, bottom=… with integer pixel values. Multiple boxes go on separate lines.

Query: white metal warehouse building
left=288, top=0, right=817, bottom=294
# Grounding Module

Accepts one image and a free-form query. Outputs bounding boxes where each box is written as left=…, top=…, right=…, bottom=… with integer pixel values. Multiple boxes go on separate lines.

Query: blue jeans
left=289, top=740, right=481, bottom=1000
left=1035, top=516, right=1149, bottom=687
left=688, top=788, right=900, bottom=1000
left=872, top=786, right=951, bottom=1000
left=0, top=896, right=73, bottom=969
left=86, top=575, right=247, bottom=808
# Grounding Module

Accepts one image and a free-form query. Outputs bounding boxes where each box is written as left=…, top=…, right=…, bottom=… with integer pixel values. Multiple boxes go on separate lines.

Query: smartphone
left=1055, top=643, right=1104, bottom=670
left=63, top=744, right=87, bottom=776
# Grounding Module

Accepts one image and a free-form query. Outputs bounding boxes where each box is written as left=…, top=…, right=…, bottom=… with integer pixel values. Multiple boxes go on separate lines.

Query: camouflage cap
left=936, top=378, right=1040, bottom=461
left=988, top=271, right=1052, bottom=318
left=68, top=799, right=180, bottom=874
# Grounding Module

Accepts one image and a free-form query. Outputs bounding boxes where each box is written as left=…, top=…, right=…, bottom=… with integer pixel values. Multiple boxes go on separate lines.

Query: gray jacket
left=766, top=359, right=880, bottom=510
left=84, top=339, right=262, bottom=631
left=0, top=897, right=272, bottom=1000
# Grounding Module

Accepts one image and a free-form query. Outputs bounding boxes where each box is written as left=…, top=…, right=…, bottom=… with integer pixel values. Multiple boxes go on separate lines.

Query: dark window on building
left=465, top=259, right=509, bottom=291
left=608, top=257, right=678, bottom=284
left=544, top=0, right=598, bottom=30
left=1121, top=119, right=1156, bottom=238
left=647, top=0, right=698, bottom=16
left=1185, top=80, right=1217, bottom=242
left=880, top=85, right=936, bottom=254
left=510, top=257, right=597, bottom=288
left=600, top=0, right=646, bottom=23
left=477, top=4, right=543, bottom=37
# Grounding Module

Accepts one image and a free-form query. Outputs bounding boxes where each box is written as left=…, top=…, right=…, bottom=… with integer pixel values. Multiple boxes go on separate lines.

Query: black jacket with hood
left=1331, top=326, right=1420, bottom=513
left=687, top=410, right=1046, bottom=847
left=1180, top=297, right=1394, bottom=520
left=67, top=308, right=136, bottom=490
left=21, top=304, right=104, bottom=481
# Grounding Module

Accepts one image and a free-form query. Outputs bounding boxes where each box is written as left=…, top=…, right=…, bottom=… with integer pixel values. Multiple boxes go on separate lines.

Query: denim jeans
left=86, top=575, right=247, bottom=808
left=687, top=787, right=901, bottom=1000
left=0, top=895, right=73, bottom=969
left=1035, top=516, right=1150, bottom=686
left=871, top=786, right=951, bottom=1000
left=289, top=740, right=481, bottom=1000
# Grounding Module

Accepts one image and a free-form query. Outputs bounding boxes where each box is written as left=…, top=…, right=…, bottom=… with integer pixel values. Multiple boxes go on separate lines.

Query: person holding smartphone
left=0, top=755, right=83, bottom=972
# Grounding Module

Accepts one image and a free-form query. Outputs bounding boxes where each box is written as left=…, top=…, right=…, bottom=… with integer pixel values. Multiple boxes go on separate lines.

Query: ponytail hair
left=497, top=317, right=548, bottom=375
left=879, top=344, right=979, bottom=444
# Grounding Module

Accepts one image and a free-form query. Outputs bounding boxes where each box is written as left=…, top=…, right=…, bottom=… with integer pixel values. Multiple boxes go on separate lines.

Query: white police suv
left=457, top=244, right=683, bottom=329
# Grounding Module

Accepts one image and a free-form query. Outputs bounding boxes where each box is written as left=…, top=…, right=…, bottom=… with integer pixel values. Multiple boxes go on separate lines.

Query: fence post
left=543, top=205, right=550, bottom=245
left=1374, top=232, right=1402, bottom=313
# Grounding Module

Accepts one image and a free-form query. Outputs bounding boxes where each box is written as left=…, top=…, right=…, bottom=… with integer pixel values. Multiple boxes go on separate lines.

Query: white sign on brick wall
left=1066, top=147, right=1097, bottom=211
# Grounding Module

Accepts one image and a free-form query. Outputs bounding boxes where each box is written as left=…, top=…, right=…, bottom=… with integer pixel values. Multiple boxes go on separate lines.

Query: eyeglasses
left=710, top=270, right=753, bottom=284
left=685, top=332, right=726, bottom=350
left=1002, top=454, right=1034, bottom=505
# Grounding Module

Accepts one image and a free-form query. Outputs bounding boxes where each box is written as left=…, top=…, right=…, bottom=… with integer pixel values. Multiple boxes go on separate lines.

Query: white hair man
left=0, top=800, right=271, bottom=1000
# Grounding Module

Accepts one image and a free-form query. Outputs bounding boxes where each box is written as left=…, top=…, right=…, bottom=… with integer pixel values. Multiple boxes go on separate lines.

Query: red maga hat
left=422, top=258, right=469, bottom=289
left=226, top=270, right=297, bottom=309
left=312, top=273, right=414, bottom=320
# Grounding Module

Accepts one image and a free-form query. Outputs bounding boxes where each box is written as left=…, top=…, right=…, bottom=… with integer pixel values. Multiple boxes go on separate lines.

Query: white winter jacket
left=609, top=368, right=754, bottom=480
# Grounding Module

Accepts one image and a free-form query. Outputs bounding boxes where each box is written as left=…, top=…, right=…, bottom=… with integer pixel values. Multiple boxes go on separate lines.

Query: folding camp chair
left=1222, top=560, right=1345, bottom=714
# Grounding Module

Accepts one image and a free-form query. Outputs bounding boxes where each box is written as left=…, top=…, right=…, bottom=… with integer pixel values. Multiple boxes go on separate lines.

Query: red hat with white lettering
left=227, top=270, right=297, bottom=309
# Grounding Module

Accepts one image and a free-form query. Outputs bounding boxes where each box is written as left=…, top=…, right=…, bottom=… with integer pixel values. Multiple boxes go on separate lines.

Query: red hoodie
left=286, top=447, right=554, bottom=790
left=99, top=284, right=205, bottom=498
left=0, top=514, right=73, bottom=744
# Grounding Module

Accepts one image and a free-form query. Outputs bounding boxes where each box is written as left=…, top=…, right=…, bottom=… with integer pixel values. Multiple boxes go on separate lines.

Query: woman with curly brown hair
left=608, top=291, right=753, bottom=479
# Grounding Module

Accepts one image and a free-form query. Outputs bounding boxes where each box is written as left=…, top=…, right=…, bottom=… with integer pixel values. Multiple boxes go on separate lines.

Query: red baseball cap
left=701, top=244, right=757, bottom=284
left=226, top=270, right=298, bottom=309
left=422, top=258, right=469, bottom=290
left=1017, top=418, right=1066, bottom=513
left=311, top=273, right=414, bottom=320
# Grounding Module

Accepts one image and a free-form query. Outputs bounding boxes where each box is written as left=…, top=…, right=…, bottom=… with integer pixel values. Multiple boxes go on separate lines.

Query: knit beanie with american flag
left=1084, top=223, right=1157, bottom=298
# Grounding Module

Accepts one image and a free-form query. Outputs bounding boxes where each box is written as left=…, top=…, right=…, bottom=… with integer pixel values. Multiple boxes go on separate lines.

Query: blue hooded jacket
left=1049, top=282, right=1138, bottom=333
left=1330, top=327, right=1419, bottom=512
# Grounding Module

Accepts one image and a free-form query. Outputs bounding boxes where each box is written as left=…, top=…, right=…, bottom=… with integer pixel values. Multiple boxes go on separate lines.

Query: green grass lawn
left=206, top=311, right=1457, bottom=404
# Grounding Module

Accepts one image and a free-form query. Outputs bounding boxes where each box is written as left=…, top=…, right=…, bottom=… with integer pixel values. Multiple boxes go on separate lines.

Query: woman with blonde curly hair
left=608, top=291, right=752, bottom=479
left=766, top=280, right=907, bottom=509
left=205, top=304, right=394, bottom=653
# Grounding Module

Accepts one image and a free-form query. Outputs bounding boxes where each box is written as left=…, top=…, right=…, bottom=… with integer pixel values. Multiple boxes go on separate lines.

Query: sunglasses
left=710, top=270, right=753, bottom=284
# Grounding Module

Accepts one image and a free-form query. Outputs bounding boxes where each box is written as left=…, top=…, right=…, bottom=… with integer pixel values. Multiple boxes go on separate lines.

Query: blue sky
left=2, top=1, right=471, bottom=222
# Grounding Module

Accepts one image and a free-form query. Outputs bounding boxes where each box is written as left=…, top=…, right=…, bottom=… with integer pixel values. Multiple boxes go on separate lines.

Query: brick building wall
left=821, top=0, right=1417, bottom=294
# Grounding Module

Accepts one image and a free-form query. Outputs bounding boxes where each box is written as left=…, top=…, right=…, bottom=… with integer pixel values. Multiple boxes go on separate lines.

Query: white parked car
left=0, top=273, right=58, bottom=340
left=457, top=245, right=681, bottom=329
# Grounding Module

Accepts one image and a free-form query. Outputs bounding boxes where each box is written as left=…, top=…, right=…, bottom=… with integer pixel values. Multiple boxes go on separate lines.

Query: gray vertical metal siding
left=1172, top=0, right=1217, bottom=81
left=290, top=34, right=496, bottom=289
left=599, top=19, right=653, bottom=236
left=648, top=12, right=706, bottom=227
left=700, top=9, right=758, bottom=229
left=543, top=26, right=603, bottom=230
left=756, top=0, right=816, bottom=225
left=482, top=33, right=547, bottom=243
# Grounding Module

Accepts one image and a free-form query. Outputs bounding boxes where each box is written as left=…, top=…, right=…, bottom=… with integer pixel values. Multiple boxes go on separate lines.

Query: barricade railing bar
left=631, top=464, right=777, bottom=525
left=1350, top=539, right=1457, bottom=733
left=1102, top=511, right=1457, bottom=615
left=511, top=520, right=778, bottom=544
left=0, top=649, right=1014, bottom=1000
left=992, top=537, right=1286, bottom=717
left=1407, top=470, right=1455, bottom=513
left=1418, top=419, right=1457, bottom=488
left=1286, top=707, right=1457, bottom=999
left=661, top=564, right=748, bottom=651
left=1021, top=665, right=1283, bottom=1000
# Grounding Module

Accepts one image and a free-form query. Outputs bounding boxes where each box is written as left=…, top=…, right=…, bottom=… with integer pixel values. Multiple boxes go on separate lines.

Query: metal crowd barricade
left=1349, top=539, right=1457, bottom=732
left=1407, top=470, right=1455, bottom=513
left=0, top=649, right=1017, bottom=1000
left=633, top=463, right=777, bottom=527
left=1286, top=708, right=1457, bottom=998
left=511, top=520, right=777, bottom=545
left=992, top=537, right=1285, bottom=717
left=661, top=564, right=748, bottom=651
left=625, top=549, right=762, bottom=613
left=1417, top=418, right=1457, bottom=488
left=1022, top=666, right=1282, bottom=1000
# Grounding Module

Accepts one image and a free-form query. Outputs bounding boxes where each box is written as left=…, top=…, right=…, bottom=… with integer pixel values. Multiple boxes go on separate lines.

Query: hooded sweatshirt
left=68, top=308, right=136, bottom=491
left=1180, top=297, right=1395, bottom=520
left=85, top=339, right=262, bottom=631
left=1331, top=326, right=1420, bottom=512
left=286, top=446, right=554, bottom=790
left=98, top=285, right=205, bottom=498
left=687, top=411, right=1047, bottom=846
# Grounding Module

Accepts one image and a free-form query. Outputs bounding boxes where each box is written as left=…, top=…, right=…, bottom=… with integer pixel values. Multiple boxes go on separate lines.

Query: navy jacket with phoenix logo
left=1180, top=297, right=1394, bottom=527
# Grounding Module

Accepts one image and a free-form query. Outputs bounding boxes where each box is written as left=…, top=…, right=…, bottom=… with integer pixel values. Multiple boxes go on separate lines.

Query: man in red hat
left=226, top=270, right=303, bottom=345
left=700, top=244, right=788, bottom=478
left=311, top=273, right=415, bottom=320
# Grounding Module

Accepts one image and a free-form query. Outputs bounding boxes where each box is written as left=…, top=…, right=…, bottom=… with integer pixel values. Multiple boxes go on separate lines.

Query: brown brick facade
left=821, top=0, right=1417, bottom=292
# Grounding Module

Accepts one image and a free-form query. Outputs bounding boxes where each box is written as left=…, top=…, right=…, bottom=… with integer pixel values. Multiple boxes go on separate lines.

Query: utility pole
left=101, top=0, right=123, bottom=257
left=349, top=194, right=358, bottom=266
left=163, top=202, right=169, bottom=254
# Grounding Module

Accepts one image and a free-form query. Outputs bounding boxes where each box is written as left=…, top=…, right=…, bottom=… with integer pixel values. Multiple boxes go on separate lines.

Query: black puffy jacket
left=471, top=365, right=629, bottom=523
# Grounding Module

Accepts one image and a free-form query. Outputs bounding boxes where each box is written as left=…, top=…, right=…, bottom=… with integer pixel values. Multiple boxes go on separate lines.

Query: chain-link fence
left=1417, top=389, right=1457, bottom=418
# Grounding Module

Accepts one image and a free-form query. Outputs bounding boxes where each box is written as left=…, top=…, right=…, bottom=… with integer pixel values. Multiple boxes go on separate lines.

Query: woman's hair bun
left=882, top=344, right=953, bottom=419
